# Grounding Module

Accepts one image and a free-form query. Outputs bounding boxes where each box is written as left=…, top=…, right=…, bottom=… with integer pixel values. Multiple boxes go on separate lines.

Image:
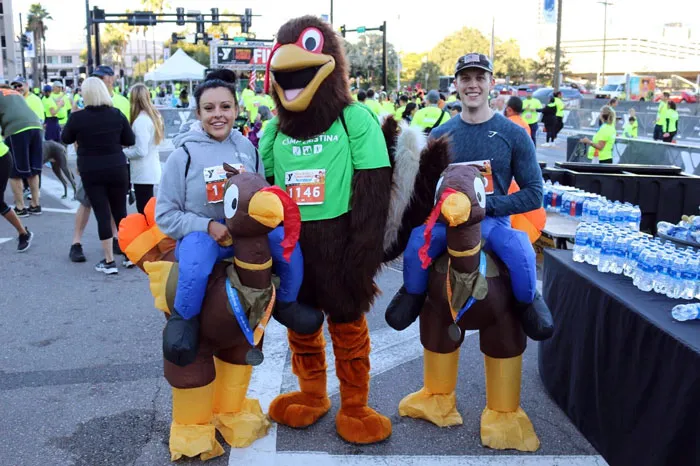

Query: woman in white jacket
left=124, top=83, right=164, bottom=213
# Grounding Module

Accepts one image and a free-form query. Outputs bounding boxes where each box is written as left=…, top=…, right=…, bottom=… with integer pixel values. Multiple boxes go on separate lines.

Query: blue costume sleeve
left=403, top=223, right=447, bottom=294
left=174, top=231, right=224, bottom=320
left=268, top=226, right=304, bottom=303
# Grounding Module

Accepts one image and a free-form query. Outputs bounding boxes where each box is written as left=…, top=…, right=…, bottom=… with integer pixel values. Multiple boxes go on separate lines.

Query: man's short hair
left=399, top=94, right=409, bottom=104
left=357, top=90, right=367, bottom=102
left=366, top=89, right=375, bottom=99
left=506, top=96, right=523, bottom=114
left=663, top=91, right=670, bottom=98
left=426, top=90, right=440, bottom=104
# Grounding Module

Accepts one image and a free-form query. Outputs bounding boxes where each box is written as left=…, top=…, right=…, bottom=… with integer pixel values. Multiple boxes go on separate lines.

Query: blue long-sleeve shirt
left=430, top=112, right=542, bottom=217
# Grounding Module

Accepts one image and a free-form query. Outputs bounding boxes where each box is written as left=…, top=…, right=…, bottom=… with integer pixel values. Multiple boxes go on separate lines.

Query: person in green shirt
left=49, top=82, right=71, bottom=126
left=622, top=115, right=638, bottom=139
left=246, top=87, right=268, bottom=122
left=410, top=90, right=448, bottom=134
left=0, top=138, right=33, bottom=251
left=394, top=95, right=409, bottom=121
left=378, top=91, right=395, bottom=115
left=241, top=85, right=255, bottom=110
left=653, top=91, right=669, bottom=140
left=91, top=66, right=130, bottom=118
left=364, top=89, right=383, bottom=115
left=581, top=105, right=616, bottom=163
left=663, top=101, right=679, bottom=143
left=11, top=78, right=44, bottom=123
left=42, top=85, right=61, bottom=141
left=547, top=90, right=565, bottom=141
left=522, top=90, right=543, bottom=147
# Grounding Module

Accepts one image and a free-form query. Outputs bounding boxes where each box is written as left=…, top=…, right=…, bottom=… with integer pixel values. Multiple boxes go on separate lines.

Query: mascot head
left=265, top=15, right=352, bottom=139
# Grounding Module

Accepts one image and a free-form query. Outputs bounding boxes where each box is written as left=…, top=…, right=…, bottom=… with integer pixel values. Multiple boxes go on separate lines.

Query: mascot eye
left=434, top=176, right=444, bottom=204
left=473, top=176, right=486, bottom=209
left=299, top=28, right=324, bottom=53
left=224, top=184, right=240, bottom=219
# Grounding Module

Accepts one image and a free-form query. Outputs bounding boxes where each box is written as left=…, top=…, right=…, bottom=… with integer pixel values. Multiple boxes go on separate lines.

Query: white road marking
left=262, top=453, right=608, bottom=466
left=0, top=237, right=12, bottom=245
left=39, top=172, right=80, bottom=209
left=41, top=207, right=78, bottom=214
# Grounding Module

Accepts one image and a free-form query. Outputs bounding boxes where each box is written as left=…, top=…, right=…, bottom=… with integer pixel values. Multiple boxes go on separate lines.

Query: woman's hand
left=208, top=221, right=232, bottom=246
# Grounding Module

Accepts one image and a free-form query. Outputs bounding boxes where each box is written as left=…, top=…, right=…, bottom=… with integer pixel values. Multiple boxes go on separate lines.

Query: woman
left=62, top=77, right=135, bottom=274
left=581, top=105, right=616, bottom=164
left=663, top=101, right=679, bottom=143
left=401, top=102, right=418, bottom=124
left=124, top=83, right=164, bottom=214
left=538, top=97, right=558, bottom=147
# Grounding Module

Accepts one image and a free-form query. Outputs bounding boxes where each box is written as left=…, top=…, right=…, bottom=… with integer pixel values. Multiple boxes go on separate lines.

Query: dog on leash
left=42, top=140, right=77, bottom=199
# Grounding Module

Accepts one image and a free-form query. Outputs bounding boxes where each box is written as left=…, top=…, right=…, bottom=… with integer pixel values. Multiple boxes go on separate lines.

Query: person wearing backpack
left=410, top=90, right=448, bottom=134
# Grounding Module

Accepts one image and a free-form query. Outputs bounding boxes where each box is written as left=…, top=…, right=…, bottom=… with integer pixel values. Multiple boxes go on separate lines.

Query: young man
left=653, top=92, right=670, bottom=141
left=522, top=90, right=542, bottom=147
left=411, top=90, right=448, bottom=134
left=394, top=53, right=552, bottom=341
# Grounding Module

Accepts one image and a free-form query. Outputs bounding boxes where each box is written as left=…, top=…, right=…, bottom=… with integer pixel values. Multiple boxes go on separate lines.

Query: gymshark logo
left=488, top=131, right=498, bottom=138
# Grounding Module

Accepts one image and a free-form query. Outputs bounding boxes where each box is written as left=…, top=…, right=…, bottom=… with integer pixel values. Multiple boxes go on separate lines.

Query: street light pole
left=330, top=0, right=333, bottom=26
left=85, top=0, right=93, bottom=75
left=19, top=13, right=27, bottom=78
left=598, top=0, right=613, bottom=87
left=553, top=0, right=563, bottom=90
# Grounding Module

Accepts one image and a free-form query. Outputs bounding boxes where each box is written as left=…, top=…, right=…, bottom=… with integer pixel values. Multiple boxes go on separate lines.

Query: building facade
left=0, top=0, right=18, bottom=82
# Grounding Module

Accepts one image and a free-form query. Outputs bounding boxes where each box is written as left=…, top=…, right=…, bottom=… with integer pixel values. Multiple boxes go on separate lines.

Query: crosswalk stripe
left=0, top=237, right=12, bottom=245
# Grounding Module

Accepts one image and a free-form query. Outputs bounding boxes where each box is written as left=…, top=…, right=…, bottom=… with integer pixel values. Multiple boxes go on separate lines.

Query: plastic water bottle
left=631, top=205, right=641, bottom=231
left=625, top=238, right=644, bottom=278
left=573, top=225, right=590, bottom=263
left=610, top=233, right=629, bottom=274
left=575, top=194, right=585, bottom=217
left=543, top=180, right=552, bottom=210
left=666, top=255, right=687, bottom=299
left=635, top=249, right=657, bottom=292
left=682, top=255, right=699, bottom=300
left=582, top=198, right=591, bottom=222
left=671, top=303, right=700, bottom=322
left=589, top=198, right=601, bottom=224
left=654, top=248, right=675, bottom=294
left=560, top=192, right=570, bottom=215
left=587, top=228, right=604, bottom=265
left=613, top=201, right=625, bottom=227
left=599, top=202, right=612, bottom=225
left=598, top=234, right=615, bottom=273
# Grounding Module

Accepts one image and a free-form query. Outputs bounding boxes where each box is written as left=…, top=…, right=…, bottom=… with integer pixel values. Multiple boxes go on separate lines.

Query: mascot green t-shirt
left=260, top=103, right=390, bottom=221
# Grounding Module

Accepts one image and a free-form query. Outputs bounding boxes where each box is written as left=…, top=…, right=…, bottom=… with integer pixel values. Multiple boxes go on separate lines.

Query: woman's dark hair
left=402, top=102, right=417, bottom=121
left=668, top=101, right=677, bottom=110
left=194, top=78, right=238, bottom=109
left=629, top=116, right=636, bottom=122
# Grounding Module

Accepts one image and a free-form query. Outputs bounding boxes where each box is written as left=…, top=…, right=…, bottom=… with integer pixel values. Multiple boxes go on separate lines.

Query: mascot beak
left=249, top=191, right=284, bottom=228
left=270, top=44, right=335, bottom=112
left=441, top=192, right=471, bottom=227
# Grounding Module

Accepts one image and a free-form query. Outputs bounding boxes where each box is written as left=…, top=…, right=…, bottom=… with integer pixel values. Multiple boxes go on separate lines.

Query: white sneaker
left=95, top=259, right=119, bottom=275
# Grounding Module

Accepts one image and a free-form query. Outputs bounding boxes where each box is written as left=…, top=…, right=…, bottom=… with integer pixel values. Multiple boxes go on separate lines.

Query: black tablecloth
left=539, top=249, right=700, bottom=466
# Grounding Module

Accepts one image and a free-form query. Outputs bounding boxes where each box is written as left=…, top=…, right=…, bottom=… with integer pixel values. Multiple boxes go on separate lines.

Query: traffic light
left=92, top=7, right=105, bottom=22
left=171, top=32, right=178, bottom=44
left=211, top=8, right=219, bottom=25
left=128, top=11, right=156, bottom=26
left=242, top=8, right=252, bottom=34
left=20, top=34, right=30, bottom=48
left=196, top=14, right=205, bottom=35
left=176, top=7, right=185, bottom=26
left=340, top=25, right=346, bottom=37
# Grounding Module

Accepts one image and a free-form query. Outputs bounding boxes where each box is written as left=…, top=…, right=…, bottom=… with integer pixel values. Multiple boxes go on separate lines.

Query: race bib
left=452, top=160, right=494, bottom=194
left=285, top=169, right=326, bottom=205
left=524, top=111, right=533, bottom=121
left=203, top=164, right=245, bottom=203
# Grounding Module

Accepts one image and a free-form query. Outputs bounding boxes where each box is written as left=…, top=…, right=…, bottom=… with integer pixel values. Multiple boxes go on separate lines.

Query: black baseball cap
left=454, top=53, right=493, bottom=76
left=11, top=77, right=27, bottom=85
left=91, top=65, right=115, bottom=77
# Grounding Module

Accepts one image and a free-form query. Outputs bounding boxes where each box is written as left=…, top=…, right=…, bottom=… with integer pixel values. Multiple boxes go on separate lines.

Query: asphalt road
left=0, top=137, right=606, bottom=466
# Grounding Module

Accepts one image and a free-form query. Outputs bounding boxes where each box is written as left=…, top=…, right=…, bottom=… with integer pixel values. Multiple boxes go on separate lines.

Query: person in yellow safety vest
left=11, top=78, right=44, bottom=123
left=522, top=90, right=543, bottom=147
left=241, top=83, right=255, bottom=110
left=245, top=87, right=267, bottom=122
left=547, top=90, right=565, bottom=142
left=653, top=91, right=670, bottom=140
left=351, top=87, right=358, bottom=101
left=394, top=95, right=409, bottom=121
left=364, top=89, right=383, bottom=115
left=581, top=105, right=616, bottom=164
left=663, top=101, right=679, bottom=143
left=41, top=85, right=62, bottom=142
left=50, top=82, right=71, bottom=126
left=378, top=91, right=395, bottom=115
left=410, top=90, right=449, bottom=134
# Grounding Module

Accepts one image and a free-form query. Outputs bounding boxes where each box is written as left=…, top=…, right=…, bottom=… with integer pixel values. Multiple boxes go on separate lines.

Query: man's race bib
left=452, top=160, right=494, bottom=194
left=285, top=169, right=326, bottom=205
left=524, top=111, right=534, bottom=121
left=204, top=164, right=244, bottom=203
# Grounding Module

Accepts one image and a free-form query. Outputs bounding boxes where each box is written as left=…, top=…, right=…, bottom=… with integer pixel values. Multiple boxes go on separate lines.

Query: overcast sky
left=12, top=0, right=700, bottom=57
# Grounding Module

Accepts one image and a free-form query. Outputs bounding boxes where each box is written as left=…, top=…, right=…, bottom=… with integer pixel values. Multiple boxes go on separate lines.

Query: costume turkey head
left=419, top=164, right=487, bottom=268
left=222, top=164, right=300, bottom=261
left=265, top=15, right=352, bottom=139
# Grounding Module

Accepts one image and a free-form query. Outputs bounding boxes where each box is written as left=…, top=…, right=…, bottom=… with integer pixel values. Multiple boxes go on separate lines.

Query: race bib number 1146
left=285, top=169, right=326, bottom=205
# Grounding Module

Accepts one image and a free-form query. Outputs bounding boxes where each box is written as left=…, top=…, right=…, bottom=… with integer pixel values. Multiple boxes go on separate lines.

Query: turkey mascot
left=259, top=16, right=449, bottom=444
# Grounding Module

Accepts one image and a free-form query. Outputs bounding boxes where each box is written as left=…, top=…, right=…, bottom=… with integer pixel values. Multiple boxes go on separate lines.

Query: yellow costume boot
left=144, top=261, right=176, bottom=314
left=481, top=355, right=540, bottom=452
left=169, top=383, right=224, bottom=461
left=398, top=349, right=463, bottom=427
left=212, top=357, right=270, bottom=447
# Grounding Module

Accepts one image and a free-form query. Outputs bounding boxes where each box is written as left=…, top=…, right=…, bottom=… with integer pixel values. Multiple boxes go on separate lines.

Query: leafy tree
left=428, top=27, right=490, bottom=76
left=412, top=61, right=442, bottom=90
left=399, top=52, right=423, bottom=85
left=165, top=38, right=210, bottom=67
left=493, top=39, right=530, bottom=81
left=27, top=3, right=52, bottom=86
left=533, top=47, right=570, bottom=86
left=343, top=34, right=399, bottom=90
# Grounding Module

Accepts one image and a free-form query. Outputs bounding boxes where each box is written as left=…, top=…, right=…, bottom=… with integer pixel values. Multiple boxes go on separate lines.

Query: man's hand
left=663, top=133, right=670, bottom=138
left=207, top=221, right=232, bottom=245
left=580, top=137, right=591, bottom=145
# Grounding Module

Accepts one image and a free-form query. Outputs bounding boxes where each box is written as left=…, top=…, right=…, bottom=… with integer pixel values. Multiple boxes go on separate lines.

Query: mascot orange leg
left=329, top=316, right=392, bottom=444
left=268, top=325, right=331, bottom=427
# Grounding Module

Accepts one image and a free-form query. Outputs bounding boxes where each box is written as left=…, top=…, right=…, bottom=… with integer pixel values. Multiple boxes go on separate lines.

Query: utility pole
left=19, top=14, right=27, bottom=78
left=598, top=0, right=613, bottom=87
left=489, top=16, right=495, bottom=63
left=42, top=26, right=47, bottom=83
left=553, top=0, right=563, bottom=90
left=330, top=0, right=333, bottom=27
left=85, top=0, right=93, bottom=75
left=382, top=21, right=387, bottom=91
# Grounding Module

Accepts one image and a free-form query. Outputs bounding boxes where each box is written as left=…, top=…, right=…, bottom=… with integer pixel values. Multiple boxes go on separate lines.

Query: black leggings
left=81, top=165, right=129, bottom=241
left=133, top=184, right=154, bottom=214
left=545, top=124, right=557, bottom=142
left=0, top=154, right=10, bottom=216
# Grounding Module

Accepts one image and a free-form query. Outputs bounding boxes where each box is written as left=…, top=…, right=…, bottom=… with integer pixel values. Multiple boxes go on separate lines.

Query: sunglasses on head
left=12, top=83, right=22, bottom=88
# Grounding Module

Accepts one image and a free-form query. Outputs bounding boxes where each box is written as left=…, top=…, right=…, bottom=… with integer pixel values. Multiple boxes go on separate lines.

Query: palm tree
left=27, top=3, right=52, bottom=87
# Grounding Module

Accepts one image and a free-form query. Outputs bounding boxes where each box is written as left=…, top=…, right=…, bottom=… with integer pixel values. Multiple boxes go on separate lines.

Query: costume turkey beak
left=249, top=191, right=284, bottom=229
left=269, top=44, right=335, bottom=112
left=441, top=192, right=471, bottom=227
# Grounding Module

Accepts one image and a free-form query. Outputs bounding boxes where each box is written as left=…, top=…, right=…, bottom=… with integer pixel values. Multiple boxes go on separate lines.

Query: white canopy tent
left=144, top=48, right=206, bottom=82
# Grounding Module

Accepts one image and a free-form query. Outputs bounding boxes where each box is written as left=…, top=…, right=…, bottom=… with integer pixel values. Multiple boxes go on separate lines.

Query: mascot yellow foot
left=399, top=349, right=463, bottom=427
left=212, top=358, right=270, bottom=448
left=481, top=355, right=539, bottom=452
left=269, top=325, right=331, bottom=428
left=169, top=383, right=224, bottom=461
left=144, top=261, right=176, bottom=314
left=329, top=316, right=392, bottom=444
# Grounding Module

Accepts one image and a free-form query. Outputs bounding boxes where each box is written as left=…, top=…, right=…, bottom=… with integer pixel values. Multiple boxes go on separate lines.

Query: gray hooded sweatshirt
left=155, top=121, right=263, bottom=240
